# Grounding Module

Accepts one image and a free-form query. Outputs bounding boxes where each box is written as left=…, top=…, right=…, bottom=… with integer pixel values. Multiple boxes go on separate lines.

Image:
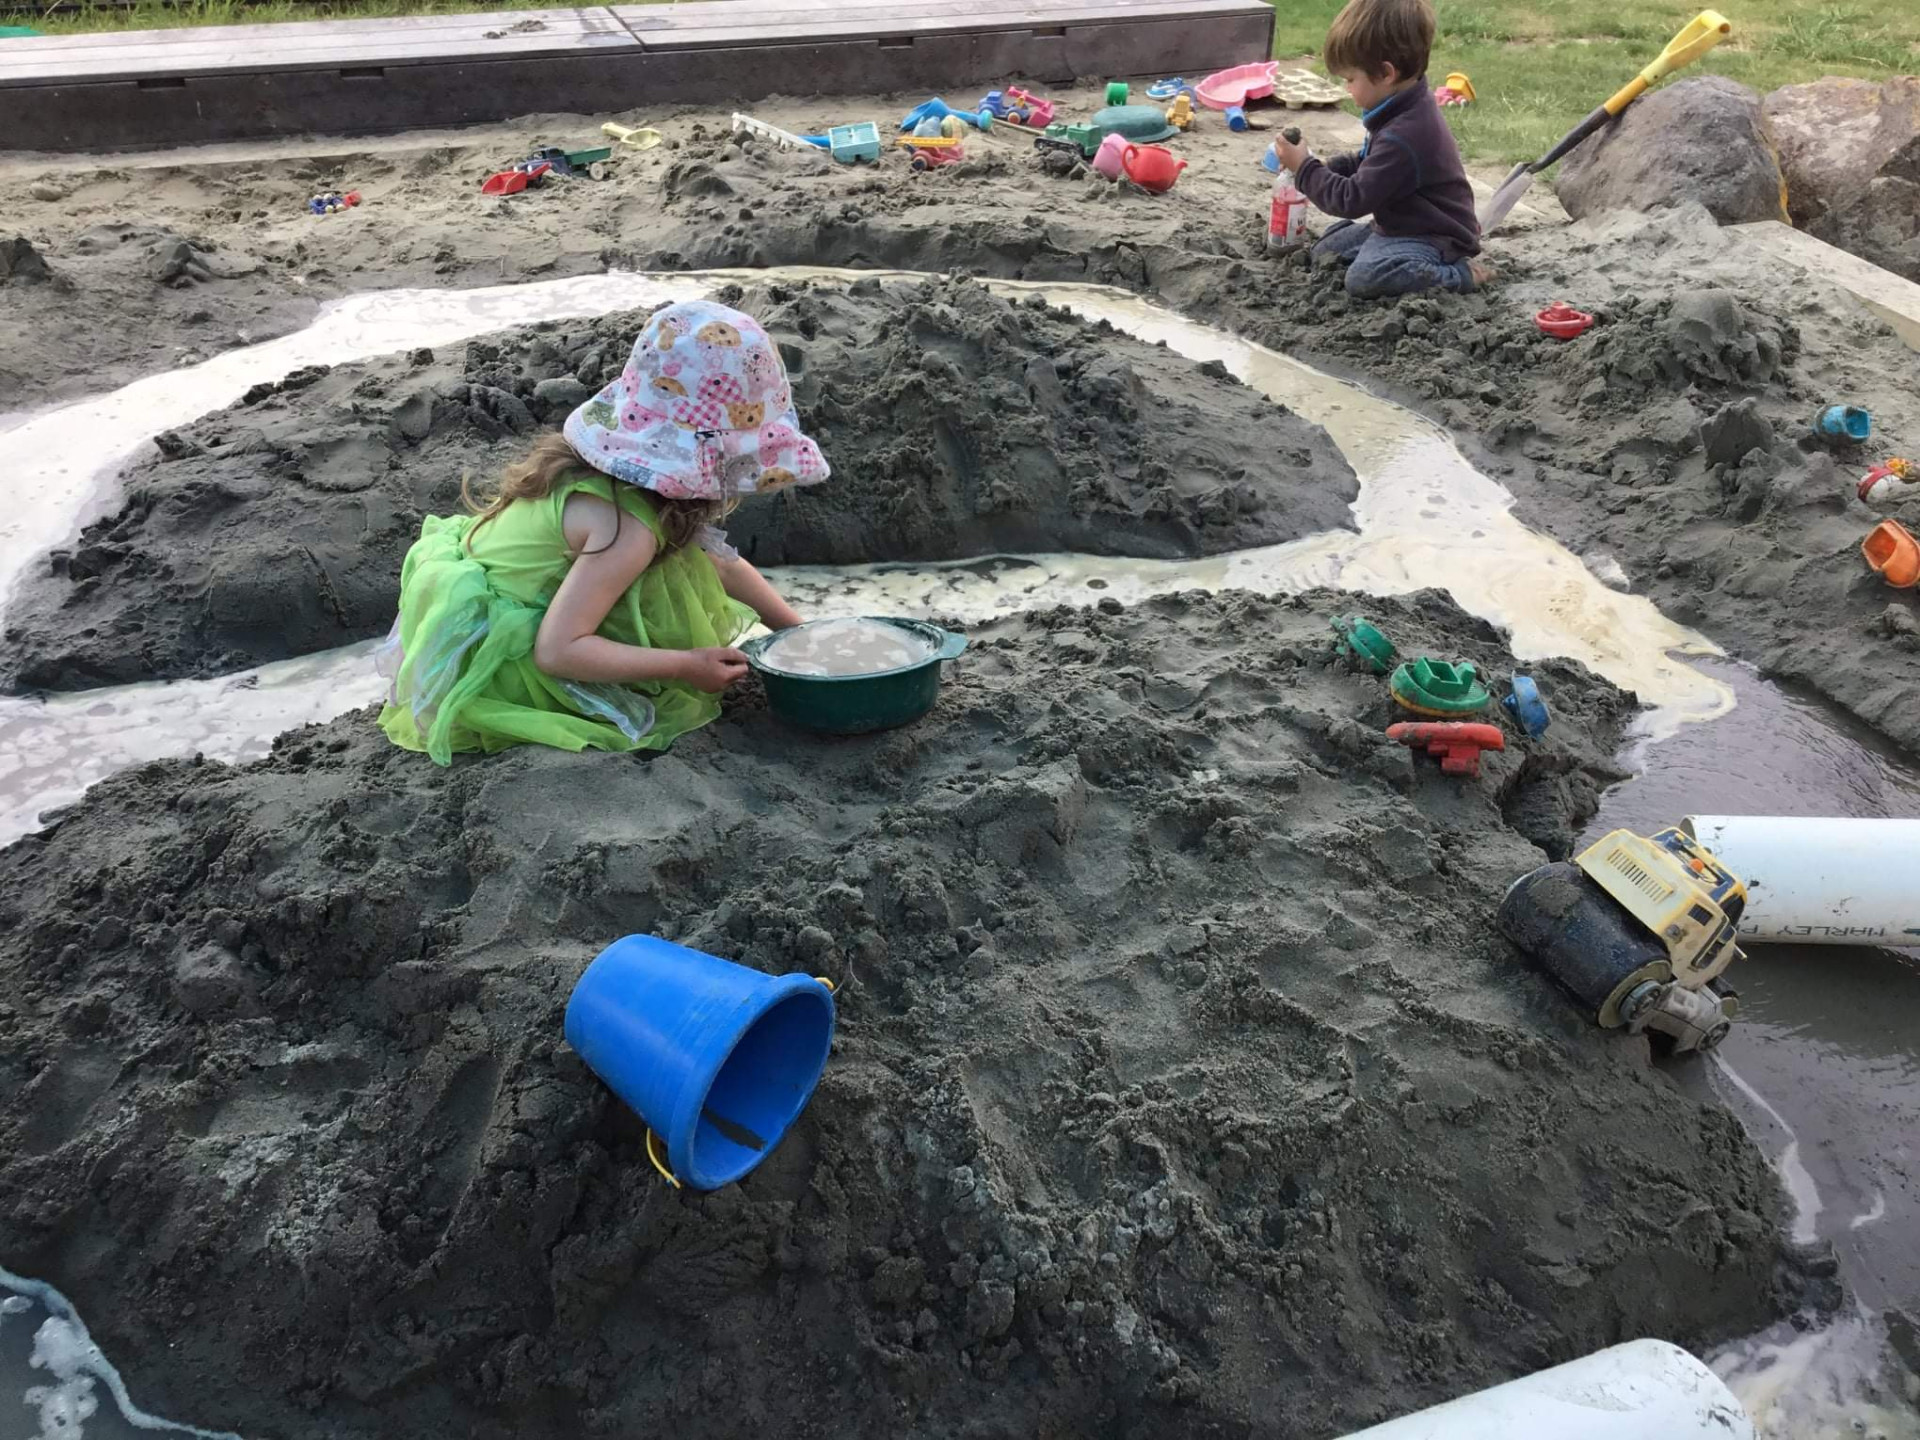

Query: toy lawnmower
left=1498, top=826, right=1746, bottom=1054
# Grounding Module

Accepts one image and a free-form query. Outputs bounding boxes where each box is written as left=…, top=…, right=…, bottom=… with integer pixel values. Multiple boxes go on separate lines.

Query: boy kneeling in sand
left=1270, top=0, right=1494, bottom=299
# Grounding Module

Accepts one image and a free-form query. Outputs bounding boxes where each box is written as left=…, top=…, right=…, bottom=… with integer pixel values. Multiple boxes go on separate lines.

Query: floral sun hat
left=562, top=299, right=830, bottom=501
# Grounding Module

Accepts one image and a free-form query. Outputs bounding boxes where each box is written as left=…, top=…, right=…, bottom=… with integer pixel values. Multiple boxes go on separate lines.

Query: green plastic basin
left=1091, top=104, right=1180, bottom=144
left=741, top=617, right=967, bottom=735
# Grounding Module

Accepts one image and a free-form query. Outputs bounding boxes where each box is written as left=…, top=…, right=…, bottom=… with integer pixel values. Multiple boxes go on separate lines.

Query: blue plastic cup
left=1226, top=105, right=1249, bottom=131
left=564, top=935, right=836, bottom=1190
left=1814, top=405, right=1870, bottom=441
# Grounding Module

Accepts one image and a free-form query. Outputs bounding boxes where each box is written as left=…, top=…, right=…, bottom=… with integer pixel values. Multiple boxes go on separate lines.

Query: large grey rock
left=1762, top=76, right=1920, bottom=283
left=1556, top=76, right=1789, bottom=226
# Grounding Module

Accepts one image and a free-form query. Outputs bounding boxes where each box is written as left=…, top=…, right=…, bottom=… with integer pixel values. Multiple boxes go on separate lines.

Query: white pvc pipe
left=1335, top=1339, right=1753, bottom=1440
left=1684, top=815, right=1920, bottom=947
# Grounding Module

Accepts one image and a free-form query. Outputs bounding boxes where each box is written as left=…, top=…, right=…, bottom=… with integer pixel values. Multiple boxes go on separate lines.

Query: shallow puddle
left=0, top=268, right=1913, bottom=1437
left=1588, top=657, right=1920, bottom=1437
left=0, top=1267, right=240, bottom=1439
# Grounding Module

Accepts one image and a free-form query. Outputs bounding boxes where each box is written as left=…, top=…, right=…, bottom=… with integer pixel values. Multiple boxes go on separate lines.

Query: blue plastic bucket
left=1814, top=405, right=1870, bottom=441
left=564, top=935, right=836, bottom=1190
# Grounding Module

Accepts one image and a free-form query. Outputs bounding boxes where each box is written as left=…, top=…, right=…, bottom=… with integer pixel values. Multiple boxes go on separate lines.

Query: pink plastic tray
left=1196, top=61, right=1280, bottom=111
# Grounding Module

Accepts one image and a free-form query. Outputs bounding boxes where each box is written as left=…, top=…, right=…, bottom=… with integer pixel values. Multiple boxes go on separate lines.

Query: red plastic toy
left=1121, top=143, right=1188, bottom=193
left=480, top=160, right=553, bottom=196
left=1385, top=722, right=1506, bottom=777
left=1534, top=301, right=1595, bottom=340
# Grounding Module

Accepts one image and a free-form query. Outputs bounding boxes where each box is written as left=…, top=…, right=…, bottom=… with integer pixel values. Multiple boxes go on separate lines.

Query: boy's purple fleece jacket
left=1295, top=78, right=1482, bottom=263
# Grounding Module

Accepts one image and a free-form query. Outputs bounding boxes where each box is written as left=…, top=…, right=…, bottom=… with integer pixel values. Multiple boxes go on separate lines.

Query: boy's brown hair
left=1323, top=0, right=1435, bottom=82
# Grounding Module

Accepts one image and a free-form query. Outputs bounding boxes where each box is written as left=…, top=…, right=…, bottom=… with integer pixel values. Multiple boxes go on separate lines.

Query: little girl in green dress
left=377, top=299, right=829, bottom=764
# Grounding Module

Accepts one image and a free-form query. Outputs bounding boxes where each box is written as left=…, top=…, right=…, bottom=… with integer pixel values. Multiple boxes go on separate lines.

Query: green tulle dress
left=377, top=473, right=756, bottom=764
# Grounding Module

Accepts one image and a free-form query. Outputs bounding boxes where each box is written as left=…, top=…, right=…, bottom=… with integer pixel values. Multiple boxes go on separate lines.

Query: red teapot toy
left=1121, top=143, right=1187, bottom=193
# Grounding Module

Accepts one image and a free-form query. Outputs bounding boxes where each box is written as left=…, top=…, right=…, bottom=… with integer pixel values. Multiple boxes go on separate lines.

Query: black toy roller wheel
left=1498, top=862, right=1669, bottom=1027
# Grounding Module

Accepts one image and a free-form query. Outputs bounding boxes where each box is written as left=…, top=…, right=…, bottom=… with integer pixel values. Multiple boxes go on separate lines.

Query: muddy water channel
left=2, top=271, right=1916, bottom=1437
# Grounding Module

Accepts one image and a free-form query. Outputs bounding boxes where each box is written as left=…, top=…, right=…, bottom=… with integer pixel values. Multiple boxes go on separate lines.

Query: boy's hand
left=1270, top=131, right=1310, bottom=173
left=678, top=647, right=752, bottom=692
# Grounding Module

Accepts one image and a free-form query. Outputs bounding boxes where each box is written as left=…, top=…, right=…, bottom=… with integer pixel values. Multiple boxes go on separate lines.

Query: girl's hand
left=678, top=647, right=752, bottom=692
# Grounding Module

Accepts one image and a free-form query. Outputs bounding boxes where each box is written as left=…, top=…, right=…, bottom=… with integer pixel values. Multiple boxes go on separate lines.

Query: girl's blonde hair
left=461, top=431, right=735, bottom=556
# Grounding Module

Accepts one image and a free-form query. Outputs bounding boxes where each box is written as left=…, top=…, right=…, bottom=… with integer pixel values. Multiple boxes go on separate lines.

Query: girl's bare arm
left=532, top=495, right=748, bottom=691
left=712, top=552, right=803, bottom=631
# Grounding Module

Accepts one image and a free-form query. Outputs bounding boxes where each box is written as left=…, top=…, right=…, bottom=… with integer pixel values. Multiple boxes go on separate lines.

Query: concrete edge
left=1732, top=220, right=1920, bottom=355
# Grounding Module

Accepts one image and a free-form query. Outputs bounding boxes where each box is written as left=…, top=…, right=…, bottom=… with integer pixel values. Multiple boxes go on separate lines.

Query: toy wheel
left=912, top=156, right=930, bottom=172
left=588, top=161, right=610, bottom=180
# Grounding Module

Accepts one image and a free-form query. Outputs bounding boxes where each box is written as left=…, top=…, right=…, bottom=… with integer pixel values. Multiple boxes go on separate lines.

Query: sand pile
left=0, top=221, right=316, bottom=411
left=10, top=105, right=1914, bottom=753
left=0, top=275, right=1353, bottom=691
left=1196, top=206, right=1920, bottom=756
left=0, top=588, right=1787, bottom=1440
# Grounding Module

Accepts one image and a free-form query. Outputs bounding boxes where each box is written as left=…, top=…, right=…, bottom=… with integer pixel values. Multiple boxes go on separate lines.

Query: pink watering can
left=1121, top=143, right=1187, bottom=193
left=1092, top=131, right=1130, bottom=180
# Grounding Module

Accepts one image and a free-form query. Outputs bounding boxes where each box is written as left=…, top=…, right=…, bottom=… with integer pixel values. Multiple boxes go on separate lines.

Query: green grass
left=1272, top=0, right=1920, bottom=162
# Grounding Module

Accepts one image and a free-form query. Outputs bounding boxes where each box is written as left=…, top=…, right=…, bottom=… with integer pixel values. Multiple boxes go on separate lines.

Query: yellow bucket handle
left=645, top=975, right=837, bottom=1190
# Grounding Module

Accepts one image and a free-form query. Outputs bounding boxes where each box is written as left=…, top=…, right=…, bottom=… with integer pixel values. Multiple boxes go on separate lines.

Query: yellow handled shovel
left=601, top=121, right=663, bottom=151
left=1478, top=10, right=1732, bottom=233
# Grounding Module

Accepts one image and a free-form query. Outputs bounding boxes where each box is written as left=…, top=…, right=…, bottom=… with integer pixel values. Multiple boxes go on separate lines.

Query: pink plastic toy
left=1005, top=87, right=1055, bottom=127
left=1092, top=132, right=1130, bottom=180
left=1196, top=61, right=1279, bottom=112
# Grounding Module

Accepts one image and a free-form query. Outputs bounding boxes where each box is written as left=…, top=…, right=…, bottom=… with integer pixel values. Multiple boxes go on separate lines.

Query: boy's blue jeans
left=1311, top=221, right=1475, bottom=298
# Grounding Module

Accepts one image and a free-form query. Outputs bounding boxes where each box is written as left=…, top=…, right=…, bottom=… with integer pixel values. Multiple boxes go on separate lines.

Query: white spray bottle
left=1267, top=126, right=1308, bottom=254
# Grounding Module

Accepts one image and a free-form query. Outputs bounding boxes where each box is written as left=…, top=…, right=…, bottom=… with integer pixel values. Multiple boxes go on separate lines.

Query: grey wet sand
left=0, top=588, right=1799, bottom=1440
left=2, top=83, right=1913, bottom=756
left=0, top=275, right=1356, bottom=688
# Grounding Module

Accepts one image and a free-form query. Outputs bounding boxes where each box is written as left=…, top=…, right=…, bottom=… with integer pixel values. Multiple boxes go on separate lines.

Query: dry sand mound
left=0, top=276, right=1354, bottom=692
left=0, top=589, right=1787, bottom=1440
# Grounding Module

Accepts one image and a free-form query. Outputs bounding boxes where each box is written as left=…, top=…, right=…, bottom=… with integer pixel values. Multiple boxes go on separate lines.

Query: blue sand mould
left=565, top=934, right=836, bottom=1190
left=1504, top=675, right=1551, bottom=737
left=1813, top=405, right=1871, bottom=441
left=828, top=122, right=881, bottom=163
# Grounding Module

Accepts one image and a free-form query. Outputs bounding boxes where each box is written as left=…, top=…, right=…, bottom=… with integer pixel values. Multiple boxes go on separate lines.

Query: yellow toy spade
left=1478, top=10, right=1732, bottom=233
left=601, top=121, right=663, bottom=151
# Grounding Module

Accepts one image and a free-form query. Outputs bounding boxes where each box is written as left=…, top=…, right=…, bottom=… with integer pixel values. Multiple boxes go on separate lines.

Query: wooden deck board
left=623, top=0, right=1256, bottom=50
left=0, top=0, right=1274, bottom=151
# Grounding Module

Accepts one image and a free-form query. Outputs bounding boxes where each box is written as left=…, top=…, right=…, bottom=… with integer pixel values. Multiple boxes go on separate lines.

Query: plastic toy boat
left=1862, top=519, right=1920, bottom=589
left=1389, top=658, right=1492, bottom=716
left=1196, top=61, right=1279, bottom=111
left=1535, top=302, right=1595, bottom=339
